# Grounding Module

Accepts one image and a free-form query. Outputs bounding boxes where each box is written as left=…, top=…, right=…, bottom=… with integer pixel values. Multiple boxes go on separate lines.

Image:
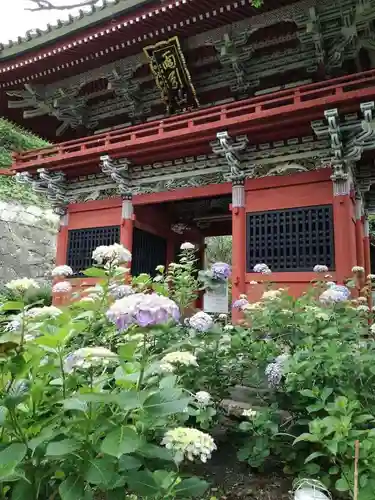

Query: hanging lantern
left=293, top=479, right=331, bottom=500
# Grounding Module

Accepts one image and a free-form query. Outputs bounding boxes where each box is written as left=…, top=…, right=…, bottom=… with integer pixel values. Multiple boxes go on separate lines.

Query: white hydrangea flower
left=368, top=274, right=375, bottom=280
left=262, top=290, right=282, bottom=300
left=224, top=324, right=234, bottom=331
left=27, top=306, right=62, bottom=319
left=352, top=266, right=365, bottom=273
left=218, top=313, right=227, bottom=320
left=195, top=391, right=212, bottom=406
left=249, top=281, right=258, bottom=285
left=161, top=427, right=216, bottom=463
left=52, top=281, right=72, bottom=293
left=371, top=324, right=375, bottom=334
left=161, top=351, right=198, bottom=367
left=357, top=297, right=368, bottom=303
left=357, top=305, right=370, bottom=312
left=92, top=243, right=131, bottom=266
left=64, top=347, right=118, bottom=373
left=188, top=311, right=213, bottom=332
left=242, top=408, right=258, bottom=419
left=6, top=278, right=39, bottom=294
left=313, top=265, right=328, bottom=273
left=180, top=242, right=195, bottom=250
left=243, top=302, right=263, bottom=311
left=158, top=362, right=175, bottom=373
left=51, top=265, right=73, bottom=278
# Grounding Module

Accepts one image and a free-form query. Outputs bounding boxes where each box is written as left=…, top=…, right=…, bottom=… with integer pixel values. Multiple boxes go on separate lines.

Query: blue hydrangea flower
left=188, top=311, right=213, bottom=332
left=211, top=262, right=231, bottom=280
left=232, top=298, right=249, bottom=310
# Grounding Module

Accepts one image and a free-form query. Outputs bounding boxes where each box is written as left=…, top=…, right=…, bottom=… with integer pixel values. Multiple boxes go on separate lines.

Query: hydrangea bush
left=1, top=248, right=374, bottom=500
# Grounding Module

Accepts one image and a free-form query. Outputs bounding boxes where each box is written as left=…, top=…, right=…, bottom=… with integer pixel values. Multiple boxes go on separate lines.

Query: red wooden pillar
left=332, top=177, right=356, bottom=284
left=231, top=179, right=246, bottom=323
left=364, top=215, right=371, bottom=277
left=120, top=195, right=133, bottom=255
left=53, top=209, right=70, bottom=306
left=355, top=197, right=365, bottom=269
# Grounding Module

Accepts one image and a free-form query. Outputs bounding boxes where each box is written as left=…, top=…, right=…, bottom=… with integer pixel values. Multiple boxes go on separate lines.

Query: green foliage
left=205, top=237, right=232, bottom=266
left=233, top=283, right=375, bottom=499
left=0, top=119, right=50, bottom=206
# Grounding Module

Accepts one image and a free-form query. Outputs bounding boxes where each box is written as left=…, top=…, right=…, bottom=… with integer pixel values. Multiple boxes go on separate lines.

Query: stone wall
left=0, top=201, right=59, bottom=285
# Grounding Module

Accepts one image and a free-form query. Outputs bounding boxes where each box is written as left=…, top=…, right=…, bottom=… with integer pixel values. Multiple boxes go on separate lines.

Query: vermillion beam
left=12, top=69, right=375, bottom=173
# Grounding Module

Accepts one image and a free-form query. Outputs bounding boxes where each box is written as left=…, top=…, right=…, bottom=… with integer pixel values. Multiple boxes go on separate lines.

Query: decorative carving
left=100, top=155, right=131, bottom=197
left=7, top=84, right=88, bottom=136
left=213, top=32, right=252, bottom=94
left=312, top=102, right=375, bottom=194
left=211, top=131, right=248, bottom=181
left=15, top=168, right=71, bottom=214
left=131, top=172, right=225, bottom=195
left=171, top=223, right=190, bottom=234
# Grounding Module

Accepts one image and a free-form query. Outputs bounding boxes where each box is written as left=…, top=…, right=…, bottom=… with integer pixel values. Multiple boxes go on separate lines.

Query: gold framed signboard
left=143, top=36, right=199, bottom=114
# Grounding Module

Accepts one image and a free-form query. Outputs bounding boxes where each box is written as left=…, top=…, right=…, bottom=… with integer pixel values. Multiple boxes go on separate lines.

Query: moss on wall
left=0, top=119, right=50, bottom=206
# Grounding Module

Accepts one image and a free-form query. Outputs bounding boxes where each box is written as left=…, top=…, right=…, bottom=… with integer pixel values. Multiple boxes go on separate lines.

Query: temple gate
left=1, top=0, right=375, bottom=316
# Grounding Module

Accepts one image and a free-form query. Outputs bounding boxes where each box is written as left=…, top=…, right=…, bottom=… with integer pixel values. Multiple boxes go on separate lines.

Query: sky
left=0, top=0, right=97, bottom=43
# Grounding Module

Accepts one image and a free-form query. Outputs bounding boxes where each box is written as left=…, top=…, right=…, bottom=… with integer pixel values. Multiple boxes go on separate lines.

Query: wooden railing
left=12, top=69, right=375, bottom=172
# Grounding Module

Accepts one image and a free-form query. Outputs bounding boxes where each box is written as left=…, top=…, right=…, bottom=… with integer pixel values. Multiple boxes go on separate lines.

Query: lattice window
left=246, top=205, right=335, bottom=272
left=67, top=226, right=120, bottom=274
left=131, top=228, right=167, bottom=277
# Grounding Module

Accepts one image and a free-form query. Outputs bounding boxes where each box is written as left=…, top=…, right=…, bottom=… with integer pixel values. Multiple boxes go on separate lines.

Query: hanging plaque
left=143, top=36, right=199, bottom=114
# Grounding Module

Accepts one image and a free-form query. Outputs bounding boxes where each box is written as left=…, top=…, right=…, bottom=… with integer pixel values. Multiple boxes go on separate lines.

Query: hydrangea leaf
left=101, top=426, right=141, bottom=458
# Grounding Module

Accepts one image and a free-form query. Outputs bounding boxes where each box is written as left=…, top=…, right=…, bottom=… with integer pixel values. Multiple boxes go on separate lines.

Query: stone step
left=220, top=398, right=291, bottom=424
left=228, top=385, right=272, bottom=404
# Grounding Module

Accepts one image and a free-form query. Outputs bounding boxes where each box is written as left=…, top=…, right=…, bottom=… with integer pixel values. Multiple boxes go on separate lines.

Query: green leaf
left=126, top=470, right=160, bottom=496
left=326, top=440, right=338, bottom=455
left=335, top=477, right=350, bottom=492
left=299, top=389, right=316, bottom=398
left=118, top=455, right=142, bottom=471
left=101, top=427, right=141, bottom=459
left=0, top=406, right=8, bottom=425
left=304, top=451, right=325, bottom=464
left=1, top=302, right=24, bottom=312
left=85, top=457, right=115, bottom=487
left=63, top=398, right=88, bottom=412
left=28, top=425, right=56, bottom=452
left=305, top=462, right=320, bottom=475
left=321, top=387, right=333, bottom=402
left=137, top=443, right=174, bottom=462
left=143, top=388, right=191, bottom=416
left=174, top=477, right=210, bottom=497
left=114, top=390, right=147, bottom=410
left=59, top=476, right=86, bottom=500
left=0, top=443, right=27, bottom=480
left=82, top=267, right=107, bottom=278
left=46, top=439, right=80, bottom=457
left=118, top=342, right=140, bottom=361
left=293, top=433, right=319, bottom=445
left=11, top=480, right=30, bottom=500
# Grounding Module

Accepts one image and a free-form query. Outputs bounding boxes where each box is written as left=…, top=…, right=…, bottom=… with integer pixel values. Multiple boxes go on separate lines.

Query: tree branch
left=26, top=0, right=101, bottom=11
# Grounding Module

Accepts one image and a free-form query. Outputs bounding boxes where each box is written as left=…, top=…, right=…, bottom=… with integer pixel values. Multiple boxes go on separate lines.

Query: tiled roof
left=0, top=0, right=152, bottom=60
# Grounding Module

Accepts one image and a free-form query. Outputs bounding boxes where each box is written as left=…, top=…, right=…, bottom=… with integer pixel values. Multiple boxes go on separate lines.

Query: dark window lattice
left=246, top=205, right=335, bottom=272
left=67, top=226, right=120, bottom=274
left=131, top=228, right=167, bottom=277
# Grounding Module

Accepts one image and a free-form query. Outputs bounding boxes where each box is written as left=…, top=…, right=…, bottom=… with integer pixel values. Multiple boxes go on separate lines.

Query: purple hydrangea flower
left=232, top=298, right=249, bottom=310
left=211, top=262, right=231, bottom=280
left=265, top=354, right=289, bottom=389
left=253, top=263, right=271, bottom=274
left=107, top=293, right=180, bottom=331
left=319, top=285, right=350, bottom=304
left=188, top=311, right=213, bottom=332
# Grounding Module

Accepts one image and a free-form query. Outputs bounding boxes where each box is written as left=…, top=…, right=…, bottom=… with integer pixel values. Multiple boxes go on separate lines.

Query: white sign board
left=203, top=282, right=229, bottom=314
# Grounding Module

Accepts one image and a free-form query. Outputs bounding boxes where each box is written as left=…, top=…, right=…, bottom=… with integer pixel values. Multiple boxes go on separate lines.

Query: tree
left=205, top=236, right=232, bottom=266
left=26, top=0, right=101, bottom=11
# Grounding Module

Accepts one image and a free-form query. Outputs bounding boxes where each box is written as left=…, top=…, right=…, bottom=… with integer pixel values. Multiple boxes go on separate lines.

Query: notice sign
left=203, top=282, right=229, bottom=314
